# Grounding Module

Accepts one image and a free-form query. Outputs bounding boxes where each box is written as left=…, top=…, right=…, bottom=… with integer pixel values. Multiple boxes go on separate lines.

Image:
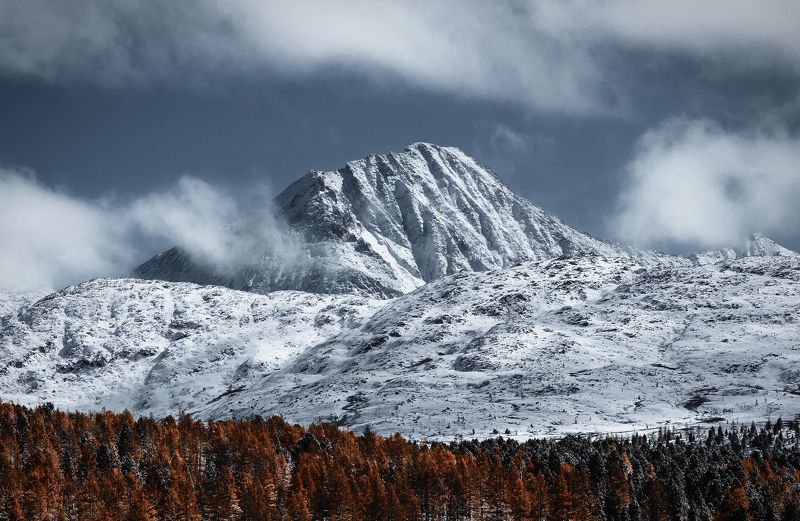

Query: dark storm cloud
left=0, top=1, right=602, bottom=112
left=3, top=1, right=799, bottom=113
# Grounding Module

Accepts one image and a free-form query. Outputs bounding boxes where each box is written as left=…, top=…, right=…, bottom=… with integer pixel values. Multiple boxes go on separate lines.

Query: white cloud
left=129, top=177, right=295, bottom=272
left=3, top=1, right=797, bottom=113
left=0, top=171, right=288, bottom=291
left=610, top=118, right=800, bottom=249
left=0, top=1, right=601, bottom=112
left=0, top=171, right=130, bottom=291
left=535, top=0, right=800, bottom=66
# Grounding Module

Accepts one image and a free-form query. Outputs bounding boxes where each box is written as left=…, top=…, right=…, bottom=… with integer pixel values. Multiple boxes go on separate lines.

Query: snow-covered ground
left=211, top=254, right=800, bottom=439
left=0, top=278, right=383, bottom=416
left=0, top=287, right=52, bottom=318
left=3, top=254, right=797, bottom=439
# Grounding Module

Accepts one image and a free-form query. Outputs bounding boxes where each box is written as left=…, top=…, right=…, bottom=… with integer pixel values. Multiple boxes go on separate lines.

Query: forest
left=0, top=401, right=798, bottom=520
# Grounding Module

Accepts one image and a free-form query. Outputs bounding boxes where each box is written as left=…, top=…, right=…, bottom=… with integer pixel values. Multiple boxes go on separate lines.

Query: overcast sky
left=1, top=0, right=799, bottom=290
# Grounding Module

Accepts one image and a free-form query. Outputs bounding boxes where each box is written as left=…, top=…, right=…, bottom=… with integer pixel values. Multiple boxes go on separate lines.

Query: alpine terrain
left=1, top=143, right=798, bottom=439
left=133, top=143, right=681, bottom=297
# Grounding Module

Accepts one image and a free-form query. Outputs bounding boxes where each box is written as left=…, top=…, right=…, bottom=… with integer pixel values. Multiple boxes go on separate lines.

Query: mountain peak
left=403, top=141, right=446, bottom=150
left=400, top=142, right=473, bottom=161
left=741, top=233, right=799, bottom=258
left=402, top=141, right=459, bottom=152
left=133, top=144, right=672, bottom=296
left=689, top=233, right=799, bottom=265
left=297, top=143, right=475, bottom=195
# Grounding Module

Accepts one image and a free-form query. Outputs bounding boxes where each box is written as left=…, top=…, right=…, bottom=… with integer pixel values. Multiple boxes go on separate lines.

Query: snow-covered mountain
left=5, top=253, right=797, bottom=438
left=1, top=142, right=798, bottom=440
left=133, top=143, right=682, bottom=297
left=209, top=254, right=800, bottom=438
left=0, top=279, right=383, bottom=416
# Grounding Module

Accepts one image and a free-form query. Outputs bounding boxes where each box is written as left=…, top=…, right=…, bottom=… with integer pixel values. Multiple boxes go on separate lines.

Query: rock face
left=133, top=143, right=681, bottom=298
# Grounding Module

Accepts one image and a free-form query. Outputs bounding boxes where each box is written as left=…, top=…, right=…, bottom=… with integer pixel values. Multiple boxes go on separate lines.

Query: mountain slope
left=0, top=287, right=52, bottom=318
left=209, top=254, right=800, bottom=438
left=4, top=254, right=797, bottom=438
left=133, top=143, right=683, bottom=297
left=741, top=233, right=800, bottom=258
left=2, top=143, right=798, bottom=440
left=0, top=279, right=383, bottom=416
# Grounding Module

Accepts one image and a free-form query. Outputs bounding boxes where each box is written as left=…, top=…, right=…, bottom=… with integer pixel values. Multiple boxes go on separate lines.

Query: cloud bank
left=0, top=171, right=131, bottom=291
left=0, top=171, right=288, bottom=291
left=1, top=1, right=798, bottom=113
left=128, top=178, right=289, bottom=274
left=611, top=118, right=800, bottom=250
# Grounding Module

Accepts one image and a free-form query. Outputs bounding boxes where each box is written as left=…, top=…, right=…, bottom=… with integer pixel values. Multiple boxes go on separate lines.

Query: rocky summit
left=133, top=143, right=681, bottom=298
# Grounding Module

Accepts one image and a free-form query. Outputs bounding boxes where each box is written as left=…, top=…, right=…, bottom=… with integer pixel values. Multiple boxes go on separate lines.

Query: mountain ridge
left=133, top=143, right=686, bottom=297
left=1, top=142, right=799, bottom=439
left=690, top=233, right=800, bottom=265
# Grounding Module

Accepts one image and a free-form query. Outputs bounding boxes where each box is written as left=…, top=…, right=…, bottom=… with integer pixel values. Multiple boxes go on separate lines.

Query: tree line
left=0, top=401, right=798, bottom=520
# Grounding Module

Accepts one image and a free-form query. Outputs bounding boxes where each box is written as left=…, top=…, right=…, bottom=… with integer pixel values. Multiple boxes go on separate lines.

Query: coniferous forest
left=0, top=402, right=799, bottom=520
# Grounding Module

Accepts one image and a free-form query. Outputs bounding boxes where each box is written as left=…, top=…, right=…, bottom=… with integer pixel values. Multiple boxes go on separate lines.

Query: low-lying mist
left=0, top=170, right=301, bottom=292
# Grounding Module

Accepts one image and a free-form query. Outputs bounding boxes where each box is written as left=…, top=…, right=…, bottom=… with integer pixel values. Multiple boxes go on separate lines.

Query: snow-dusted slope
left=0, top=287, right=52, bottom=318
left=4, top=254, right=796, bottom=437
left=211, top=254, right=800, bottom=439
left=0, top=279, right=383, bottom=416
left=134, top=143, right=683, bottom=297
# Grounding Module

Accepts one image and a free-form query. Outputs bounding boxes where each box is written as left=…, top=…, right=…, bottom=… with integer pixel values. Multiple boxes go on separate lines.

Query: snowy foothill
left=211, top=254, right=800, bottom=439
left=0, top=278, right=384, bottom=417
